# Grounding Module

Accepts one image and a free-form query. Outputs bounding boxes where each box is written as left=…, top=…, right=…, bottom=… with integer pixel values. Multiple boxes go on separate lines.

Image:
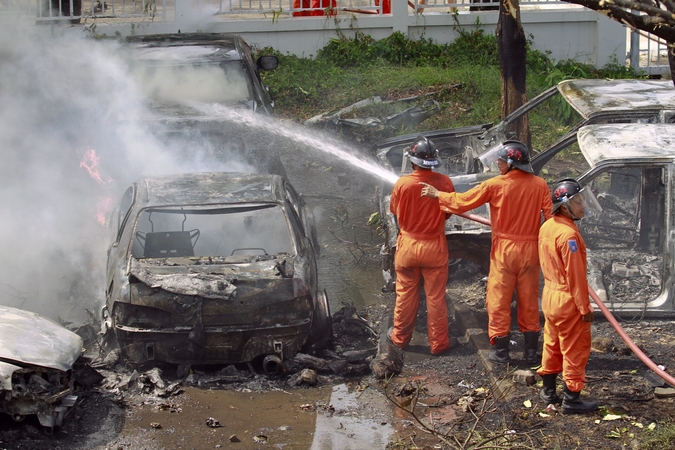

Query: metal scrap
left=304, top=85, right=460, bottom=129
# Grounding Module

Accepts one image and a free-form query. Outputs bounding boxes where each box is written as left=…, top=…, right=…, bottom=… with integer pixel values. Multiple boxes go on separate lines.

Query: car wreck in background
left=103, top=172, right=331, bottom=372
left=374, top=79, right=675, bottom=317
left=0, top=305, right=82, bottom=432
left=124, top=33, right=287, bottom=178
left=125, top=33, right=278, bottom=115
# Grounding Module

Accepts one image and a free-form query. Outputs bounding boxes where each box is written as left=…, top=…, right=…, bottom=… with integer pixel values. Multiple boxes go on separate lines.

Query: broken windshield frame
left=131, top=60, right=254, bottom=106
left=129, top=204, right=296, bottom=259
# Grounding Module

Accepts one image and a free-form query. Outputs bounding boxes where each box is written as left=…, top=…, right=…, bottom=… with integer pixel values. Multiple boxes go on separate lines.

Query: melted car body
left=103, top=172, right=330, bottom=366
left=0, top=305, right=82, bottom=431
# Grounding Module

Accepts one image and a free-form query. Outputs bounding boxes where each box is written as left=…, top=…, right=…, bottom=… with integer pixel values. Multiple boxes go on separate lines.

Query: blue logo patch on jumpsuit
left=568, top=239, right=578, bottom=253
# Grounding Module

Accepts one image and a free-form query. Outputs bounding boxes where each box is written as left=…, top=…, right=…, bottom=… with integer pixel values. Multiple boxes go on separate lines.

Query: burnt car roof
left=0, top=304, right=82, bottom=372
left=124, top=32, right=277, bottom=117
left=126, top=33, right=242, bottom=57
left=578, top=123, right=675, bottom=167
left=133, top=172, right=284, bottom=207
left=559, top=79, right=675, bottom=118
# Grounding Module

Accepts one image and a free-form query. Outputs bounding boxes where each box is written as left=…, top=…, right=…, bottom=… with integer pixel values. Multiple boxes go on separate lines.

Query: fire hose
left=457, top=212, right=675, bottom=387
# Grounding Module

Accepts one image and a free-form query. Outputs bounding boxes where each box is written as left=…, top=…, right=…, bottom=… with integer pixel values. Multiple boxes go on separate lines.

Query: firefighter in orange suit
left=420, top=140, right=552, bottom=364
left=537, top=178, right=601, bottom=414
left=389, top=136, right=455, bottom=355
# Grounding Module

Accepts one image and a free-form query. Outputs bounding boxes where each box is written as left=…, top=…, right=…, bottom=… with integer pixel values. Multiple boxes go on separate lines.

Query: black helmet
left=405, top=136, right=441, bottom=168
left=496, top=140, right=533, bottom=173
left=551, top=178, right=582, bottom=213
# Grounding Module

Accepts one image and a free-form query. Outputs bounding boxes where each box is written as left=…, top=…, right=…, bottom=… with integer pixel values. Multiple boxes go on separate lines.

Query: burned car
left=571, top=123, right=674, bottom=317
left=375, top=79, right=675, bottom=316
left=124, top=33, right=287, bottom=179
left=0, top=305, right=82, bottom=432
left=125, top=33, right=278, bottom=115
left=103, top=172, right=331, bottom=368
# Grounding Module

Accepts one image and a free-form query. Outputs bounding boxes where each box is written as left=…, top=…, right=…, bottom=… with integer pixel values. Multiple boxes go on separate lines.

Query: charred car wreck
left=103, top=173, right=331, bottom=370
left=573, top=123, right=674, bottom=317
left=374, top=79, right=675, bottom=317
left=124, top=33, right=287, bottom=179
left=0, top=305, right=82, bottom=432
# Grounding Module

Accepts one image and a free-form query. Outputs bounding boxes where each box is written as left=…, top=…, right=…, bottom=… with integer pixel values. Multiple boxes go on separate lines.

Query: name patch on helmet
left=568, top=239, right=578, bottom=253
left=422, top=160, right=434, bottom=166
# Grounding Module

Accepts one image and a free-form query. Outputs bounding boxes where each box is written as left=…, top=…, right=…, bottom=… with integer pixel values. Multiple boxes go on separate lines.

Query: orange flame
left=80, top=148, right=112, bottom=185
left=80, top=149, right=115, bottom=226
left=97, top=196, right=114, bottom=226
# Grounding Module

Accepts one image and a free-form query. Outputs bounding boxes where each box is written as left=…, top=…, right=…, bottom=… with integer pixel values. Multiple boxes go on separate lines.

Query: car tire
left=308, top=289, right=332, bottom=349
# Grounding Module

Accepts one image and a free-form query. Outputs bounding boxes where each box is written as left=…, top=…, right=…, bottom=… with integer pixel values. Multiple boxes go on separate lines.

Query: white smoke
left=0, top=26, right=254, bottom=326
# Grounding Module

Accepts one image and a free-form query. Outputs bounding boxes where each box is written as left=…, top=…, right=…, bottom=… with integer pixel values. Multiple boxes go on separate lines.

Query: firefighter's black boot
left=561, top=384, right=599, bottom=414
left=539, top=373, right=561, bottom=405
left=488, top=335, right=511, bottom=364
left=523, top=331, right=540, bottom=365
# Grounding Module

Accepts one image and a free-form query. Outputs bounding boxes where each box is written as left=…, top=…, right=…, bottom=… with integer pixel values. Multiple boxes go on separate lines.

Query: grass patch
left=639, top=423, right=675, bottom=449
left=257, top=20, right=643, bottom=140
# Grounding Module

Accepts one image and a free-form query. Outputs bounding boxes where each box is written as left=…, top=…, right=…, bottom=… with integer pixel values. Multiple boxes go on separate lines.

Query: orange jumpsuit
left=437, top=169, right=552, bottom=343
left=537, top=215, right=592, bottom=392
left=389, top=168, right=454, bottom=354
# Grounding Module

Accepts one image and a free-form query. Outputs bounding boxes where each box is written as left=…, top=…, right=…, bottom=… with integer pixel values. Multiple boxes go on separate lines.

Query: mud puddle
left=124, top=383, right=394, bottom=449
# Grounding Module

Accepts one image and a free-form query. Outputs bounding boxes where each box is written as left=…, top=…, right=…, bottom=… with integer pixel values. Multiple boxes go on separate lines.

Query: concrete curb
left=449, top=296, right=521, bottom=401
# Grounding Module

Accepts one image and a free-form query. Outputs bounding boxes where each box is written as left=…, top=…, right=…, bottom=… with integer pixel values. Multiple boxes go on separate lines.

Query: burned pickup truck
left=0, top=305, right=82, bottom=432
left=570, top=123, right=675, bottom=317
left=103, top=172, right=331, bottom=369
left=375, top=79, right=675, bottom=317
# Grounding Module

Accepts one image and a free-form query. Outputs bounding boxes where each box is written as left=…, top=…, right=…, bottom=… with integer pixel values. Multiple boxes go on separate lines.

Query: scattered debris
left=370, top=318, right=404, bottom=379
left=654, top=387, right=675, bottom=398
left=304, top=86, right=459, bottom=130
left=287, top=368, right=318, bottom=387
left=592, top=337, right=615, bottom=353
left=206, top=417, right=222, bottom=428
left=512, top=370, right=536, bottom=386
left=253, top=434, right=268, bottom=443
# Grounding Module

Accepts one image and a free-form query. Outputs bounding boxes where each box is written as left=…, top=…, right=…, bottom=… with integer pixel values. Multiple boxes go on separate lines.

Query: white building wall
left=28, top=1, right=627, bottom=69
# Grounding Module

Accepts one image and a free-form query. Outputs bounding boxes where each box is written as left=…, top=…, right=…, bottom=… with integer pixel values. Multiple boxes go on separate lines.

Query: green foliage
left=315, top=22, right=497, bottom=69
left=639, top=423, right=675, bottom=449
left=255, top=24, right=641, bottom=133
left=316, top=32, right=377, bottom=67
left=450, top=19, right=498, bottom=66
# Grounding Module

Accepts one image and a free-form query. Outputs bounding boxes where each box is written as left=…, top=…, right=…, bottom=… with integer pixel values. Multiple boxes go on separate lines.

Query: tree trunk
left=497, top=0, right=530, bottom=147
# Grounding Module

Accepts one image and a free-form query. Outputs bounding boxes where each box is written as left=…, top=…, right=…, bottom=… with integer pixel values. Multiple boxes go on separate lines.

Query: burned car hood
left=0, top=305, right=82, bottom=372
left=129, top=255, right=294, bottom=299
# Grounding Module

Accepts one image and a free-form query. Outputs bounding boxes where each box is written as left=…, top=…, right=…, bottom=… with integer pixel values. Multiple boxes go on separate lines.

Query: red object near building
left=292, top=0, right=337, bottom=16
left=375, top=0, right=391, bottom=13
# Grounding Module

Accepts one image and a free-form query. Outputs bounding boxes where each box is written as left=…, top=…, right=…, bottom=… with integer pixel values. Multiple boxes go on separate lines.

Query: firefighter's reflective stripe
left=537, top=215, right=592, bottom=392
left=437, top=169, right=552, bottom=342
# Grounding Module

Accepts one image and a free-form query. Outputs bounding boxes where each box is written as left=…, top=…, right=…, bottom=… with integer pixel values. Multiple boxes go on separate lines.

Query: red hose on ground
left=458, top=212, right=675, bottom=386
left=587, top=286, right=675, bottom=387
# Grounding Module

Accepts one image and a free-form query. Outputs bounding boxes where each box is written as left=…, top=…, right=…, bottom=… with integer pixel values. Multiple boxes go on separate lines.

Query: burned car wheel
left=307, top=289, right=332, bottom=350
